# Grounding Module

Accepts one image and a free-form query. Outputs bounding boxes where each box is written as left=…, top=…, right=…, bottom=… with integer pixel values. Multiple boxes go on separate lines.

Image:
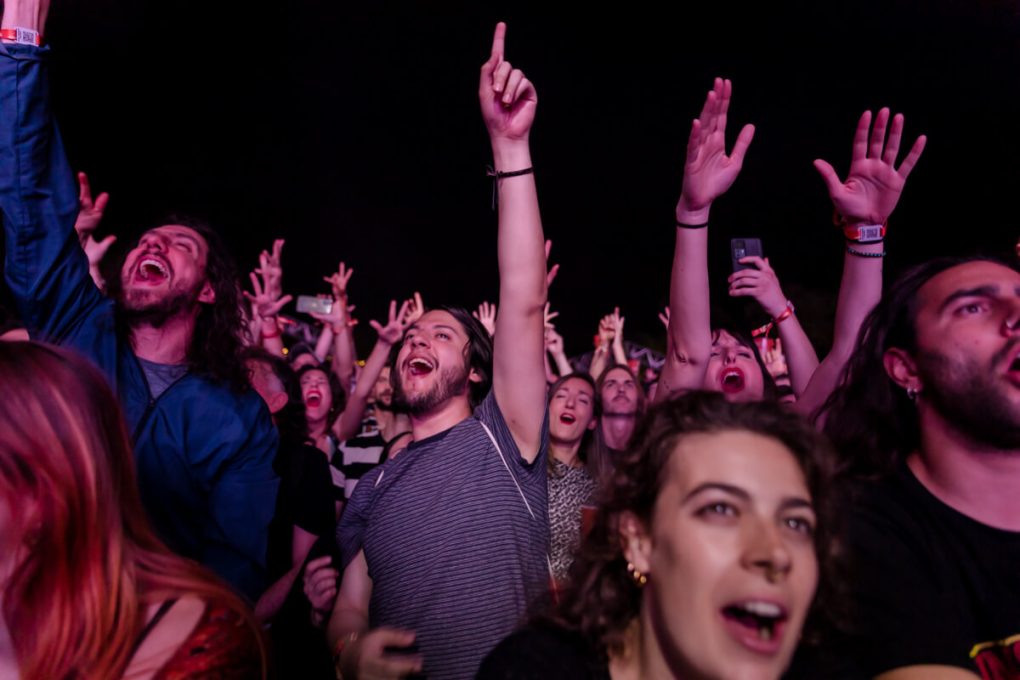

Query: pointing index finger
left=490, top=22, right=506, bottom=62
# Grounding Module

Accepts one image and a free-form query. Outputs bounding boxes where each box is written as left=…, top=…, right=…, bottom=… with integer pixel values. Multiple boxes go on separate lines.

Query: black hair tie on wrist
left=487, top=166, right=534, bottom=210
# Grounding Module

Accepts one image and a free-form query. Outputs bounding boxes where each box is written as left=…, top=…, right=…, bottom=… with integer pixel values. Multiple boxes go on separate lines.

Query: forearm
left=668, top=219, right=712, bottom=364
left=314, top=325, right=334, bottom=363
left=611, top=339, right=627, bottom=367
left=831, top=240, right=883, bottom=358
left=551, top=348, right=572, bottom=377
left=260, top=320, right=285, bottom=356
left=334, top=338, right=392, bottom=441
left=774, top=317, right=819, bottom=397
left=331, top=323, right=356, bottom=394
left=589, top=346, right=609, bottom=381
left=254, top=561, right=302, bottom=624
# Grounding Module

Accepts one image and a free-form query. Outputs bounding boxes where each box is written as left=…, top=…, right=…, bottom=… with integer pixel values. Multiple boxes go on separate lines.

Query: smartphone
left=296, top=295, right=333, bottom=315
left=730, top=238, right=764, bottom=272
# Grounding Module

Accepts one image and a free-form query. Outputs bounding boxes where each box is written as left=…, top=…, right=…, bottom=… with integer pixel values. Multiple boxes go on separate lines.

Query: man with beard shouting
left=326, top=22, right=550, bottom=680
left=821, top=256, right=1020, bottom=679
left=0, top=0, right=277, bottom=601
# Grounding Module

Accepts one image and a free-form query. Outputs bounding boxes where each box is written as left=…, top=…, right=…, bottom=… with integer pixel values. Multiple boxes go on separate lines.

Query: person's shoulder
left=156, top=597, right=262, bottom=678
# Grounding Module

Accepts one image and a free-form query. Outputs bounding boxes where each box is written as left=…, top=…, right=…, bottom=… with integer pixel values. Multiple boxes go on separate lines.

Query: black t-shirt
left=839, top=462, right=1020, bottom=678
left=478, top=622, right=610, bottom=680
left=267, top=442, right=335, bottom=579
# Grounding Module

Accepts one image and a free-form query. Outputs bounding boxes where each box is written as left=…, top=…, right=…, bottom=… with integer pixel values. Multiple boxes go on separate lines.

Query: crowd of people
left=0, top=2, right=1018, bottom=678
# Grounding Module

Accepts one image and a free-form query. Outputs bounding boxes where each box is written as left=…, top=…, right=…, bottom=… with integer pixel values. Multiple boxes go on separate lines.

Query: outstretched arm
left=482, top=23, right=548, bottom=461
left=331, top=298, right=410, bottom=442
left=657, top=78, right=755, bottom=402
left=1, top=0, right=104, bottom=342
left=798, top=108, right=926, bottom=419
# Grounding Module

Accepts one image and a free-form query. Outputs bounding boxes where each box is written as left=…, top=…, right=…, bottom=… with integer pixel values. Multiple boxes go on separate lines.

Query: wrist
left=1, top=2, right=46, bottom=34
left=334, top=633, right=361, bottom=679
left=490, top=142, right=532, bottom=170
left=773, top=300, right=795, bottom=325
left=675, top=198, right=710, bottom=226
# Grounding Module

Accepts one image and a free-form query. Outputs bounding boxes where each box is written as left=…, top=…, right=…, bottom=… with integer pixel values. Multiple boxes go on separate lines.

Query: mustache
left=993, top=337, right=1020, bottom=368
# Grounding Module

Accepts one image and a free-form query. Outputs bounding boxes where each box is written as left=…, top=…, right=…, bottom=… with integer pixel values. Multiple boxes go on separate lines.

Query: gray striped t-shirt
left=337, top=390, right=549, bottom=679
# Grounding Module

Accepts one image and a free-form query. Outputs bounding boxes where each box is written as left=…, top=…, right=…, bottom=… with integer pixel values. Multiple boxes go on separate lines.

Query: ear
left=883, top=347, right=922, bottom=392
left=267, top=391, right=289, bottom=415
left=468, top=367, right=483, bottom=384
left=197, top=280, right=216, bottom=305
left=586, top=417, right=597, bottom=431
left=618, top=511, right=652, bottom=575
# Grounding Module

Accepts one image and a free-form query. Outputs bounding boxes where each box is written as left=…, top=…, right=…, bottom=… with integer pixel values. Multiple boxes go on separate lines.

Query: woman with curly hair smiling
left=480, top=391, right=838, bottom=679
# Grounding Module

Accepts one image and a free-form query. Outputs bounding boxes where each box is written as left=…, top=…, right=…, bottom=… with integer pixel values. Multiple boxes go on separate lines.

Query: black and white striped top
left=337, top=391, right=550, bottom=679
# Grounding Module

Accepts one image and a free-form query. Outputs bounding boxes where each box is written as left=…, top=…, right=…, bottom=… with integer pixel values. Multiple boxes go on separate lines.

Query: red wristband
left=773, top=301, right=795, bottom=325
left=0, top=28, right=41, bottom=45
left=261, top=323, right=281, bottom=339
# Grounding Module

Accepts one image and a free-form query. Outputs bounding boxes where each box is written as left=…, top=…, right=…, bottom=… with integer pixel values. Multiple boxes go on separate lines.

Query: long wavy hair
left=0, top=341, right=262, bottom=679
left=818, top=255, right=1020, bottom=479
left=111, top=215, right=249, bottom=391
left=554, top=391, right=839, bottom=657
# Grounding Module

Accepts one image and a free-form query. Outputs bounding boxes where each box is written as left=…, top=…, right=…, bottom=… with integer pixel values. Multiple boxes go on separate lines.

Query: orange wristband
left=0, top=28, right=41, bottom=45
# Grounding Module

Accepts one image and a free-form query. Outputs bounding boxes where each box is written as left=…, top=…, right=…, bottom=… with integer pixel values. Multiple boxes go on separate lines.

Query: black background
left=18, top=0, right=1020, bottom=355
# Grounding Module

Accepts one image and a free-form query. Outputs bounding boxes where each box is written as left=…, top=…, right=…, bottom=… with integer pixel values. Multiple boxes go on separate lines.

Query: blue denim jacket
left=0, top=43, right=278, bottom=601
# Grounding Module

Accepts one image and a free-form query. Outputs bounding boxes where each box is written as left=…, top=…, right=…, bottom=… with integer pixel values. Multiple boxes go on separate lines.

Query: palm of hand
left=482, top=95, right=536, bottom=142
left=684, top=133, right=742, bottom=208
left=834, top=161, right=905, bottom=223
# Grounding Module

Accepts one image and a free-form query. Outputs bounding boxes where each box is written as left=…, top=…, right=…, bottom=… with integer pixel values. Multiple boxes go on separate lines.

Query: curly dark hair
left=111, top=215, right=249, bottom=391
left=818, top=255, right=1020, bottom=479
left=296, top=363, right=347, bottom=432
left=553, top=391, right=839, bottom=657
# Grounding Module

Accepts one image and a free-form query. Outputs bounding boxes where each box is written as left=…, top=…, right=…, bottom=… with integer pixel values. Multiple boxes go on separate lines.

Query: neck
left=409, top=396, right=472, bottom=441
left=910, top=404, right=1020, bottom=530
left=601, top=414, right=635, bottom=450
left=129, top=314, right=196, bottom=365
left=549, top=438, right=583, bottom=467
left=609, top=613, right=677, bottom=680
left=308, top=416, right=328, bottom=440
left=378, top=410, right=411, bottom=441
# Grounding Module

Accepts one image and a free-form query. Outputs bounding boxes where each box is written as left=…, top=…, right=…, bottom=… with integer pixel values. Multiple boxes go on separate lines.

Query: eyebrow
left=938, top=285, right=1020, bottom=313
left=683, top=482, right=814, bottom=511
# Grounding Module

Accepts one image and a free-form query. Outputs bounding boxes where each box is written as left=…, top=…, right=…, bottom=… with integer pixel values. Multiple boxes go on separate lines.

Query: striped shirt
left=337, top=391, right=549, bottom=679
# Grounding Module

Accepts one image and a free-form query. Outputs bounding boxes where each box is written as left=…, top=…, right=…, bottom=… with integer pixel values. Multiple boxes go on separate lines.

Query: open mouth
left=559, top=413, right=577, bottom=425
left=719, top=367, right=746, bottom=395
left=721, top=600, right=787, bottom=651
left=406, top=357, right=435, bottom=377
left=305, top=391, right=322, bottom=408
left=135, top=257, right=170, bottom=283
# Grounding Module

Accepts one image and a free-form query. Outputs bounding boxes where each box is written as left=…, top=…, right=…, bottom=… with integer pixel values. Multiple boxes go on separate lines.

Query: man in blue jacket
left=0, top=12, right=278, bottom=601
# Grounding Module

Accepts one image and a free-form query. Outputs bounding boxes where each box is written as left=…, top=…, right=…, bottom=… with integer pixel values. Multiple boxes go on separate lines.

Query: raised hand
left=597, top=313, right=616, bottom=348
left=479, top=22, right=537, bottom=144
left=256, top=239, right=286, bottom=300
left=658, top=306, right=671, bottom=331
left=401, top=291, right=425, bottom=327
left=609, top=306, right=625, bottom=346
left=545, top=324, right=564, bottom=354
left=74, top=172, right=116, bottom=285
left=244, top=269, right=293, bottom=321
left=727, top=256, right=788, bottom=318
left=676, top=78, right=755, bottom=223
left=813, top=108, right=926, bottom=225
left=545, top=240, right=560, bottom=288
left=323, top=261, right=354, bottom=302
left=310, top=299, right=356, bottom=332
left=474, top=301, right=497, bottom=337
left=371, top=299, right=413, bottom=346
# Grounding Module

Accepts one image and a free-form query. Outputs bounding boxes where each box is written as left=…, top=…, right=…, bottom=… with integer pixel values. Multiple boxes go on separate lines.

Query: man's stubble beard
left=118, top=282, right=202, bottom=329
left=394, top=362, right=471, bottom=416
left=918, top=346, right=1020, bottom=450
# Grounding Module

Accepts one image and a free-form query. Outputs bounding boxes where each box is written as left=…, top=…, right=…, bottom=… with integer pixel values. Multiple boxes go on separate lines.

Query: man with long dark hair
left=821, top=255, right=1020, bottom=678
left=0, top=6, right=277, bottom=601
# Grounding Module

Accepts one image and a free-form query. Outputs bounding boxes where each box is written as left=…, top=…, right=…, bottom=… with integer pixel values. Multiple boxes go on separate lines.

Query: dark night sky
left=11, top=0, right=1019, bottom=355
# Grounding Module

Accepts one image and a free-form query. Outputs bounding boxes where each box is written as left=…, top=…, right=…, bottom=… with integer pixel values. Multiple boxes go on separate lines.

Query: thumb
left=812, top=159, right=842, bottom=196
left=375, top=627, right=417, bottom=647
left=94, top=235, right=117, bottom=258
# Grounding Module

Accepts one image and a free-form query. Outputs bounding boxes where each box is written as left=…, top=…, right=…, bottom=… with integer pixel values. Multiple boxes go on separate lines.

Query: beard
left=118, top=284, right=201, bottom=328
left=917, top=346, right=1020, bottom=450
left=393, top=362, right=470, bottom=416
